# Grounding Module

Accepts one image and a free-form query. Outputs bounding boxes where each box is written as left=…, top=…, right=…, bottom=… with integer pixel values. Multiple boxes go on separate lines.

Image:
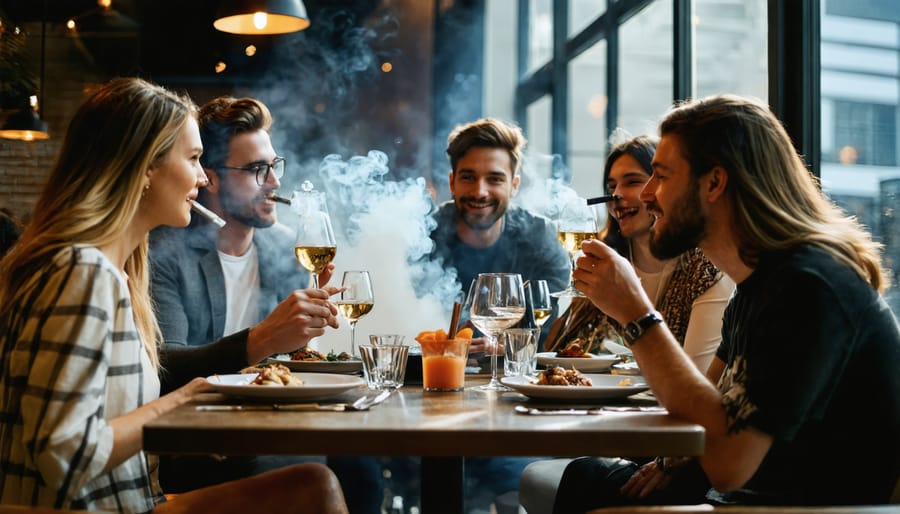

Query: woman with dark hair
left=545, top=134, right=733, bottom=372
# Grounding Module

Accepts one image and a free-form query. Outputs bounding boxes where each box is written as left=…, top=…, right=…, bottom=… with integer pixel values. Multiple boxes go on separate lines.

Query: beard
left=219, top=185, right=275, bottom=229
left=648, top=182, right=706, bottom=260
left=455, top=196, right=506, bottom=231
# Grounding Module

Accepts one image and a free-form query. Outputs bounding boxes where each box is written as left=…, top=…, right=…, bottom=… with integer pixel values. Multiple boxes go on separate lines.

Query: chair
left=519, top=458, right=572, bottom=514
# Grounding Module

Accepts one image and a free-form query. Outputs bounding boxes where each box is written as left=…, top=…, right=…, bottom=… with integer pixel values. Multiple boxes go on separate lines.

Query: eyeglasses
left=218, top=157, right=286, bottom=186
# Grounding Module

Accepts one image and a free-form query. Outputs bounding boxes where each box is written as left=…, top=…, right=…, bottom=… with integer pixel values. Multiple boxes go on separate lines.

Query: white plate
left=207, top=372, right=365, bottom=401
left=500, top=374, right=649, bottom=401
left=536, top=352, right=619, bottom=372
left=266, top=357, right=363, bottom=374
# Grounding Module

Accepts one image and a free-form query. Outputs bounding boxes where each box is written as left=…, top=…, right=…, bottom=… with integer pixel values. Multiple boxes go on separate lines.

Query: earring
left=141, top=182, right=151, bottom=198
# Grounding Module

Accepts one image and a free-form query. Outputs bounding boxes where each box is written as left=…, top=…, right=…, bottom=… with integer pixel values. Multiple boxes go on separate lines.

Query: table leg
left=421, top=456, right=464, bottom=514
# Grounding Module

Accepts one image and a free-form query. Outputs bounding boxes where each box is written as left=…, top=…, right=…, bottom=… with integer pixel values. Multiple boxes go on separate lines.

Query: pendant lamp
left=214, top=0, right=310, bottom=35
left=0, top=1, right=49, bottom=141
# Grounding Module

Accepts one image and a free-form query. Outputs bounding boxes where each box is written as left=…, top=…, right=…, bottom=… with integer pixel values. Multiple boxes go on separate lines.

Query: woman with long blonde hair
left=0, top=77, right=346, bottom=514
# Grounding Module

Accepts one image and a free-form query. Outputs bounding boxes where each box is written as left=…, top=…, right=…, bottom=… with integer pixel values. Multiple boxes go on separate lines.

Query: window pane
left=820, top=6, right=900, bottom=310
left=694, top=0, right=768, bottom=99
left=568, top=41, right=607, bottom=198
left=569, top=0, right=607, bottom=38
left=528, top=0, right=554, bottom=73
left=619, top=0, right=673, bottom=137
left=526, top=94, right=552, bottom=158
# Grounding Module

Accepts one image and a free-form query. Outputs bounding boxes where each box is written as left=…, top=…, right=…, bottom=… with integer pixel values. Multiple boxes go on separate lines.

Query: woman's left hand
left=620, top=459, right=672, bottom=499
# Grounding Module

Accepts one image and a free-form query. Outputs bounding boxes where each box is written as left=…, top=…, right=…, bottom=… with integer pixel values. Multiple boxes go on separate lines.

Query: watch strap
left=621, top=310, right=663, bottom=348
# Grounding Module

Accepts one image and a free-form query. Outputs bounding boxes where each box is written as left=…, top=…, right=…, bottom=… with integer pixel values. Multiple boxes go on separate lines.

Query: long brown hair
left=0, top=77, right=198, bottom=367
left=599, top=135, right=658, bottom=258
left=660, top=94, right=887, bottom=292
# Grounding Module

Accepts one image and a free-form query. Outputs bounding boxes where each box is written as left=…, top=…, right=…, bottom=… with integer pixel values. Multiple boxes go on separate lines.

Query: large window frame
left=512, top=0, right=818, bottom=177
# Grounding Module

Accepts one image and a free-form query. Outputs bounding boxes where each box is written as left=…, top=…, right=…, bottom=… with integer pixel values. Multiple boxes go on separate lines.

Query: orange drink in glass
left=416, top=330, right=472, bottom=392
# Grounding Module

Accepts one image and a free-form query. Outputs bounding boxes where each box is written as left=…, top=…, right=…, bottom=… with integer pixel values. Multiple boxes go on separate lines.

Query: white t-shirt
left=219, top=244, right=261, bottom=336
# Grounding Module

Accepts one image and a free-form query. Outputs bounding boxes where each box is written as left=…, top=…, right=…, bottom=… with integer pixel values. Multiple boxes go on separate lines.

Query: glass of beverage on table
left=416, top=328, right=473, bottom=392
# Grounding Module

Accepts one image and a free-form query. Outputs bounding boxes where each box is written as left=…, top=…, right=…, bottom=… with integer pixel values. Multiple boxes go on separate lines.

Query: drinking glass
left=292, top=181, right=336, bottom=288
left=469, top=273, right=526, bottom=391
left=337, top=271, right=374, bottom=357
left=552, top=198, right=599, bottom=298
left=530, top=279, right=552, bottom=341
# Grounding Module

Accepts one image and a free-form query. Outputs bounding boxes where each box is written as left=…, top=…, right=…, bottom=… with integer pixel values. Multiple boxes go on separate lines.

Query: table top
left=143, top=378, right=705, bottom=459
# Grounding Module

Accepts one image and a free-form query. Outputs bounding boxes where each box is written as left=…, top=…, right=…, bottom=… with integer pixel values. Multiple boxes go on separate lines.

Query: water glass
left=359, top=344, right=409, bottom=390
left=369, top=334, right=406, bottom=346
left=503, top=328, right=538, bottom=377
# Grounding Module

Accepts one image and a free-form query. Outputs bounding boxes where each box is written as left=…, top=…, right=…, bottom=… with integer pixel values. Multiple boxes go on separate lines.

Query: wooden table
left=144, top=378, right=705, bottom=513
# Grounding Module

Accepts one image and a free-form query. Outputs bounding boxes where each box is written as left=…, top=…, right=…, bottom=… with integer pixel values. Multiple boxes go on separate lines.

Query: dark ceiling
left=0, top=0, right=384, bottom=81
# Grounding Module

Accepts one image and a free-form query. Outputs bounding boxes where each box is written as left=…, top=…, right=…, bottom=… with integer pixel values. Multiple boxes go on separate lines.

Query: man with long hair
left=555, top=95, right=900, bottom=510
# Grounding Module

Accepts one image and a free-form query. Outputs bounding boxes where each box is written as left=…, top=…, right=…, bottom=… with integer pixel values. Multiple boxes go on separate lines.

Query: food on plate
left=556, top=340, right=592, bottom=358
left=291, top=347, right=351, bottom=362
left=535, top=366, right=593, bottom=386
left=245, top=364, right=304, bottom=386
left=617, top=378, right=633, bottom=387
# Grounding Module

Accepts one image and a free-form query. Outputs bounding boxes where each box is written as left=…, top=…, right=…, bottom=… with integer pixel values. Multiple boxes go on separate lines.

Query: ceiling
left=0, top=0, right=384, bottom=81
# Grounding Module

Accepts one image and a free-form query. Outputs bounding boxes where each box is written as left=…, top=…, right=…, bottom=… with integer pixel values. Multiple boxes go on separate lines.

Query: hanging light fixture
left=214, top=0, right=310, bottom=35
left=0, top=1, right=49, bottom=141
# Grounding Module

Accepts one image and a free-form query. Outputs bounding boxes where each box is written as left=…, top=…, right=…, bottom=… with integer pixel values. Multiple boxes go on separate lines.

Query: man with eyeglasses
left=146, top=97, right=365, bottom=499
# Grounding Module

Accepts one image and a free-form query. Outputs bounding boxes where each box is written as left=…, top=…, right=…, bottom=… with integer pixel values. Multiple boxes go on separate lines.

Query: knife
left=195, top=403, right=347, bottom=412
left=514, top=405, right=603, bottom=416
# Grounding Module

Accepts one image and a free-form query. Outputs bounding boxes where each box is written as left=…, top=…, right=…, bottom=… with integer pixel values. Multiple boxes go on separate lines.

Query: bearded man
left=426, top=117, right=570, bottom=305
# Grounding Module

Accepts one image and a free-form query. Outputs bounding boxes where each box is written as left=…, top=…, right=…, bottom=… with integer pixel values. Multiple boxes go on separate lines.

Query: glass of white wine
left=552, top=197, right=599, bottom=298
left=469, top=273, right=526, bottom=391
left=292, top=182, right=337, bottom=288
left=337, top=271, right=374, bottom=358
left=531, top=279, right=552, bottom=339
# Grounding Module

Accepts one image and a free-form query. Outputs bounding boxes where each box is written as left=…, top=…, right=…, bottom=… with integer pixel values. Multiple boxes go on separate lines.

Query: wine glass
left=337, top=271, right=374, bottom=357
left=552, top=197, right=599, bottom=298
left=469, top=273, right=526, bottom=391
left=293, top=182, right=337, bottom=288
left=530, top=279, right=552, bottom=340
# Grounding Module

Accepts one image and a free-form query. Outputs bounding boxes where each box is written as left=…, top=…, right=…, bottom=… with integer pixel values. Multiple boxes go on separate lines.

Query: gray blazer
left=149, top=222, right=310, bottom=392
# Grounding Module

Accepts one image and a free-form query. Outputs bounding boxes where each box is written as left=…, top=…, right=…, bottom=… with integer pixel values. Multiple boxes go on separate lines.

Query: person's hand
left=466, top=336, right=491, bottom=355
left=317, top=262, right=336, bottom=287
left=620, top=459, right=672, bottom=499
left=175, top=377, right=214, bottom=402
left=572, top=239, right=654, bottom=326
left=246, top=288, right=340, bottom=363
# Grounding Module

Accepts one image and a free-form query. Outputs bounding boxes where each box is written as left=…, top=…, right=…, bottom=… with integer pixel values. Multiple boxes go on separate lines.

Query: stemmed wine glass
left=552, top=197, right=599, bottom=298
left=337, top=271, right=374, bottom=358
left=293, top=181, right=337, bottom=288
left=469, top=273, right=526, bottom=391
left=530, top=279, right=552, bottom=341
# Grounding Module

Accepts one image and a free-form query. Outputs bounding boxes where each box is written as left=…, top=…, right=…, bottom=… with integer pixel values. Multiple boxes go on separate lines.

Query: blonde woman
left=0, top=77, right=346, bottom=514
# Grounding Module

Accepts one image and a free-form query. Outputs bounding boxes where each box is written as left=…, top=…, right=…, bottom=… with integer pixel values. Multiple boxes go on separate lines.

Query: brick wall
left=0, top=23, right=106, bottom=224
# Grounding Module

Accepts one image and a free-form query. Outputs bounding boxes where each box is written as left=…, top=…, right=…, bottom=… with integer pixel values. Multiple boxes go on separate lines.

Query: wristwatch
left=620, top=310, right=663, bottom=348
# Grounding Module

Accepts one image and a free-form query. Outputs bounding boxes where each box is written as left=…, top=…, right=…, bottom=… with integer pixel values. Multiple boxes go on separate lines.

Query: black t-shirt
left=715, top=245, right=900, bottom=504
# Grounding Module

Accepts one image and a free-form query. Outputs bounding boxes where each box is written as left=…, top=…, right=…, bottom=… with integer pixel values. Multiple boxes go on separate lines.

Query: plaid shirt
left=0, top=246, right=163, bottom=513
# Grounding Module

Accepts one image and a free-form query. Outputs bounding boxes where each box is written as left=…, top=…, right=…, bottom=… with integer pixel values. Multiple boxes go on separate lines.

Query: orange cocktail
left=416, top=329, right=472, bottom=392
left=423, top=354, right=467, bottom=391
